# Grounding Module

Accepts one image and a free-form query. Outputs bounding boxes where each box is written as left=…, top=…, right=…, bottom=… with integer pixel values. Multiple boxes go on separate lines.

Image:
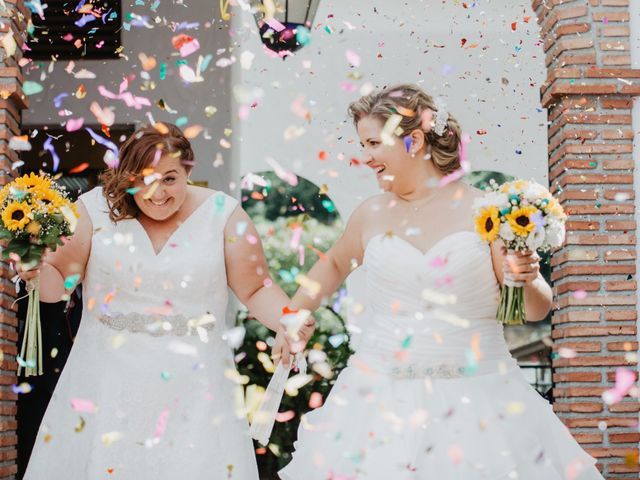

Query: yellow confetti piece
left=101, top=431, right=123, bottom=446
left=50, top=348, right=58, bottom=359
left=295, top=274, right=321, bottom=299
left=311, top=361, right=333, bottom=379
left=285, top=373, right=313, bottom=397
left=74, top=416, right=86, bottom=433
left=110, top=334, right=126, bottom=349
left=220, top=0, right=231, bottom=21
left=224, top=368, right=250, bottom=385
left=257, top=352, right=275, bottom=373
left=142, top=181, right=159, bottom=200
left=381, top=114, right=402, bottom=146
left=505, top=402, right=525, bottom=416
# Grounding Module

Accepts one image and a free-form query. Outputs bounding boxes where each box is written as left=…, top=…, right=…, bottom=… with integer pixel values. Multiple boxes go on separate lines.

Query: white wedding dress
left=280, top=231, right=603, bottom=480
left=25, top=187, right=259, bottom=479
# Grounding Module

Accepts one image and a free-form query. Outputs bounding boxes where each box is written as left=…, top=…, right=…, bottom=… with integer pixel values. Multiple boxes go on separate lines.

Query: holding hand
left=270, top=308, right=316, bottom=367
left=502, top=248, right=541, bottom=285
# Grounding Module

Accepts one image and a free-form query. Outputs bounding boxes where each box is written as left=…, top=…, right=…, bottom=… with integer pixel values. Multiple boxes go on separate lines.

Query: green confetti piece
left=321, top=199, right=335, bottom=213
left=64, top=274, right=81, bottom=290
left=176, top=117, right=188, bottom=127
left=296, top=26, right=311, bottom=45
left=23, top=81, right=44, bottom=96
left=160, top=371, right=171, bottom=381
left=126, top=187, right=141, bottom=195
left=401, top=335, right=412, bottom=349
left=159, top=63, right=167, bottom=80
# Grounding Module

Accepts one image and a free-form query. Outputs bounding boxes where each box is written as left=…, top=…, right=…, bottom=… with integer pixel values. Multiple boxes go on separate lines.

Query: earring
left=411, top=151, right=416, bottom=158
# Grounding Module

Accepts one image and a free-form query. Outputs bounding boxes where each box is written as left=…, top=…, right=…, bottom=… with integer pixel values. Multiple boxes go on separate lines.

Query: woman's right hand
left=13, top=259, right=42, bottom=283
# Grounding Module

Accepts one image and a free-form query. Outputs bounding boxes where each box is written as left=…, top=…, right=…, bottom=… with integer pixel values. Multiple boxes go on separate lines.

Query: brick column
left=0, top=0, right=29, bottom=478
left=534, top=0, right=639, bottom=478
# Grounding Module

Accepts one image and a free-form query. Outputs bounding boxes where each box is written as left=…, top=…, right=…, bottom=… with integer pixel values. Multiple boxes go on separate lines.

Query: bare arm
left=288, top=203, right=367, bottom=312
left=224, top=206, right=290, bottom=333
left=489, top=241, right=553, bottom=322
left=20, top=200, right=93, bottom=303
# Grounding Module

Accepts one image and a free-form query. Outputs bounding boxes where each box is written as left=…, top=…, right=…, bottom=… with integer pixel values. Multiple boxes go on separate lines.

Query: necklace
left=402, top=189, right=439, bottom=213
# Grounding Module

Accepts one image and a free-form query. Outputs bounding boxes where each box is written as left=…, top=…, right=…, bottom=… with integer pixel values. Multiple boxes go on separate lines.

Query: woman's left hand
left=271, top=329, right=292, bottom=367
left=503, top=248, right=541, bottom=285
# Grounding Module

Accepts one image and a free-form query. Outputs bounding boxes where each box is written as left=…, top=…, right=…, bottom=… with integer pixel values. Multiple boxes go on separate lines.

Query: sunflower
left=475, top=206, right=501, bottom=242
left=33, top=187, right=65, bottom=214
left=506, top=206, right=538, bottom=237
left=546, top=197, right=566, bottom=220
left=2, top=201, right=31, bottom=231
left=13, top=173, right=52, bottom=195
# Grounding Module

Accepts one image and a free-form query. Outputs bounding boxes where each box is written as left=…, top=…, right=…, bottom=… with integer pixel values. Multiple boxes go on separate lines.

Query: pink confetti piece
left=179, top=38, right=200, bottom=57
left=339, top=81, right=357, bottom=93
left=265, top=17, right=286, bottom=32
left=298, top=245, right=305, bottom=267
left=246, top=234, right=258, bottom=245
left=572, top=289, right=587, bottom=299
left=70, top=398, right=96, bottom=413
left=265, top=157, right=298, bottom=186
left=558, top=347, right=577, bottom=359
left=308, top=392, right=323, bottom=409
left=275, top=410, right=295, bottom=422
left=65, top=117, right=84, bottom=132
left=430, top=256, right=448, bottom=268
left=345, top=49, right=361, bottom=67
left=153, top=407, right=170, bottom=439
left=289, top=226, right=302, bottom=250
left=448, top=445, right=463, bottom=465
left=98, top=85, right=151, bottom=110
left=602, top=368, right=637, bottom=405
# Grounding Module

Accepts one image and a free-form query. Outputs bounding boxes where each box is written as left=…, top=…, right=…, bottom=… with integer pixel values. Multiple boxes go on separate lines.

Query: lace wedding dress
left=280, top=231, right=603, bottom=480
left=25, top=187, right=259, bottom=479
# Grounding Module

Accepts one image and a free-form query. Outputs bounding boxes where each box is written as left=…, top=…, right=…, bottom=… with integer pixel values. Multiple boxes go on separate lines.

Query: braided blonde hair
left=348, top=84, right=462, bottom=175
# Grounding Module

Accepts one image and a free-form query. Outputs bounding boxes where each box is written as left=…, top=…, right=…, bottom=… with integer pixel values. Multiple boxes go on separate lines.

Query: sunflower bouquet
left=473, top=179, right=566, bottom=325
left=0, top=173, right=78, bottom=376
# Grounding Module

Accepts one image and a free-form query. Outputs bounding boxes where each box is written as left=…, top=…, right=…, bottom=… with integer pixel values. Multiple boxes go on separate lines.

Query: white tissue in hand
left=280, top=310, right=311, bottom=340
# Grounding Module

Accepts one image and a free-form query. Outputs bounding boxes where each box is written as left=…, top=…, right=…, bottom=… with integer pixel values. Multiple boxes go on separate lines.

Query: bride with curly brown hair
left=18, top=122, right=313, bottom=479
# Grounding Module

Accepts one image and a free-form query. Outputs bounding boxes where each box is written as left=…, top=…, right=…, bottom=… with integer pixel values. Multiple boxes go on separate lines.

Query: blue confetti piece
left=403, top=136, right=413, bottom=153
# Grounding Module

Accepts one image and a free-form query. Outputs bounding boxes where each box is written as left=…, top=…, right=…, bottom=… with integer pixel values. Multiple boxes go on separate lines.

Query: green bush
left=235, top=213, right=353, bottom=476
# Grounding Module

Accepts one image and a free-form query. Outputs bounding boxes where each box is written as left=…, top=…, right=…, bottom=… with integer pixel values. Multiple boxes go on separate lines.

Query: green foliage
left=242, top=171, right=339, bottom=225
left=236, top=174, right=351, bottom=476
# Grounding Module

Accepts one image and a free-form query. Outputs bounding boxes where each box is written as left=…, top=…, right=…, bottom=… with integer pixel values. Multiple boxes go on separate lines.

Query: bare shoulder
left=461, top=182, right=484, bottom=200
left=351, top=192, right=394, bottom=220
left=189, top=185, right=218, bottom=202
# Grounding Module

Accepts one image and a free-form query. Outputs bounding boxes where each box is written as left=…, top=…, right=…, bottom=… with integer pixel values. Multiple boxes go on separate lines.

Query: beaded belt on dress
left=97, top=312, right=215, bottom=336
left=389, top=363, right=466, bottom=379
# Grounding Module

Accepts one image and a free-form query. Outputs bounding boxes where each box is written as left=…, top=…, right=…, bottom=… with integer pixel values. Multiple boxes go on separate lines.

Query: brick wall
left=0, top=0, right=28, bottom=478
left=533, top=0, right=639, bottom=477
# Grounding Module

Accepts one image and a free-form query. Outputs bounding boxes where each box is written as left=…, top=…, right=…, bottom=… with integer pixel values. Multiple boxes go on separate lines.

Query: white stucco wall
left=231, top=0, right=547, bottom=219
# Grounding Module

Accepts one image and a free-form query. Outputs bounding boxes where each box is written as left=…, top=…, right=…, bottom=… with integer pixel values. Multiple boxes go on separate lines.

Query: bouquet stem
left=497, top=284, right=526, bottom=326
left=18, top=277, right=43, bottom=377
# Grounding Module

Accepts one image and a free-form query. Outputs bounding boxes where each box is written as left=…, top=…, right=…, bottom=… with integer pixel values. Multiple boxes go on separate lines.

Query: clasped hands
left=271, top=308, right=315, bottom=368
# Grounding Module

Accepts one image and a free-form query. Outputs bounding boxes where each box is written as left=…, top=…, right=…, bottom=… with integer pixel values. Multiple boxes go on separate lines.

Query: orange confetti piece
left=511, top=22, right=517, bottom=31
left=69, top=162, right=89, bottom=174
left=395, top=106, right=416, bottom=117
left=250, top=191, right=264, bottom=200
left=101, top=124, right=111, bottom=137
left=183, top=125, right=204, bottom=139
left=318, top=151, right=327, bottom=161
left=76, top=84, right=86, bottom=99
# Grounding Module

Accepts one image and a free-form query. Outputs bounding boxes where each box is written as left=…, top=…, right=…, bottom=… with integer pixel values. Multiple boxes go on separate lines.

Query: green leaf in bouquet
left=5, top=238, right=30, bottom=257
left=0, top=228, right=13, bottom=240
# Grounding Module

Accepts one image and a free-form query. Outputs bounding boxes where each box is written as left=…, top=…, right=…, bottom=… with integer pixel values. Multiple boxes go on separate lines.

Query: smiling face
left=132, top=154, right=191, bottom=221
left=357, top=115, right=425, bottom=193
